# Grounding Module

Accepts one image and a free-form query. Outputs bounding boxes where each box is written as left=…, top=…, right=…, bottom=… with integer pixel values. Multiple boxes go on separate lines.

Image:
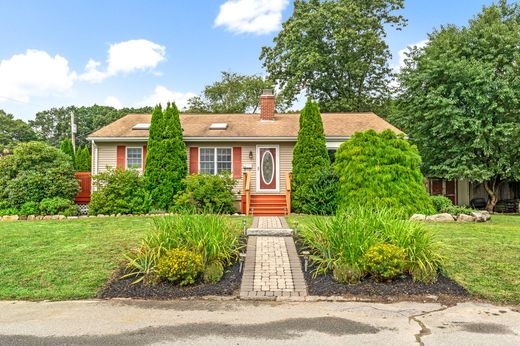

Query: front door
left=257, top=146, right=278, bottom=192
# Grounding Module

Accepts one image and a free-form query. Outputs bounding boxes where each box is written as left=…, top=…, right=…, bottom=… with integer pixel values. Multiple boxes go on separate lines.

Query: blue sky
left=0, top=0, right=501, bottom=120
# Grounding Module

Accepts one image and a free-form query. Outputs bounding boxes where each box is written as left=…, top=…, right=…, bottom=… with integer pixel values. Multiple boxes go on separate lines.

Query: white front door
left=256, top=145, right=279, bottom=193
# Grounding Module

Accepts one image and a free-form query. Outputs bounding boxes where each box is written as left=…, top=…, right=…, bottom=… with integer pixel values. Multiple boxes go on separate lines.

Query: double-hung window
left=199, top=148, right=232, bottom=175
left=126, top=147, right=143, bottom=170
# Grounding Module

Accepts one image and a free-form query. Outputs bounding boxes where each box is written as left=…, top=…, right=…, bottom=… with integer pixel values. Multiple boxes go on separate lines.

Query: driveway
left=0, top=299, right=518, bottom=345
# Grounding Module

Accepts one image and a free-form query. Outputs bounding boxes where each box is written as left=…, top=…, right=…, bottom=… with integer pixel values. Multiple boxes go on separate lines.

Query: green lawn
left=289, top=214, right=520, bottom=304
left=0, top=216, right=248, bottom=300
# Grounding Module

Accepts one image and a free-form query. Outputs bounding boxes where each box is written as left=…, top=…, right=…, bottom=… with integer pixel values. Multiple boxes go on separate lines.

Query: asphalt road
left=0, top=299, right=518, bottom=345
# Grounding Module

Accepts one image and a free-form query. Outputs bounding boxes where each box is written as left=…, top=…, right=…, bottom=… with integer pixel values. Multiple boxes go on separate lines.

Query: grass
left=289, top=214, right=520, bottom=304
left=0, top=215, right=248, bottom=300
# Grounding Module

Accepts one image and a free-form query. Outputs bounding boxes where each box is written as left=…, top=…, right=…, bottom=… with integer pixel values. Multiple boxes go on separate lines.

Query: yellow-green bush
left=155, top=248, right=203, bottom=286
left=363, top=243, right=406, bottom=282
left=203, top=261, right=224, bottom=283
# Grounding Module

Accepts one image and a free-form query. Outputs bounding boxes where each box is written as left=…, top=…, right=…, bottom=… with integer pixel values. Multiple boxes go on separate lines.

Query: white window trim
left=256, top=144, right=280, bottom=193
left=126, top=146, right=143, bottom=172
left=198, top=147, right=233, bottom=176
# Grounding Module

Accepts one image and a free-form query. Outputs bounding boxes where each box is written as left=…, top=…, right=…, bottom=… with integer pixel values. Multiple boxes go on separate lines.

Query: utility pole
left=70, top=111, right=77, bottom=154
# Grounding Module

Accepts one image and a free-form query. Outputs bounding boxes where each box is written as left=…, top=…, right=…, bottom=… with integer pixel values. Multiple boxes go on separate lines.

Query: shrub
left=332, top=263, right=363, bottom=285
left=0, top=141, right=79, bottom=208
left=299, top=167, right=339, bottom=215
left=445, top=205, right=475, bottom=216
left=89, top=168, right=150, bottom=215
left=203, top=261, right=224, bottom=283
left=173, top=174, right=236, bottom=214
left=59, top=138, right=75, bottom=166
left=155, top=248, right=203, bottom=286
left=363, top=243, right=406, bottom=282
left=39, top=197, right=77, bottom=216
left=299, top=208, right=443, bottom=283
left=123, top=214, right=241, bottom=284
left=0, top=208, right=18, bottom=216
left=334, top=130, right=435, bottom=216
left=74, top=146, right=91, bottom=172
left=145, top=103, right=187, bottom=210
left=19, top=201, right=40, bottom=216
left=292, top=98, right=330, bottom=212
left=430, top=195, right=453, bottom=213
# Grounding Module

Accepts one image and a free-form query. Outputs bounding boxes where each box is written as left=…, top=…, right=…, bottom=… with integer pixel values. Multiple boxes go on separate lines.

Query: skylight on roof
left=132, top=123, right=150, bottom=130
left=209, top=123, right=228, bottom=130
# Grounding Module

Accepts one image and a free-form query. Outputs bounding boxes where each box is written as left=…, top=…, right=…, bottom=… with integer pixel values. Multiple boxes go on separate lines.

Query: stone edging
left=0, top=213, right=247, bottom=222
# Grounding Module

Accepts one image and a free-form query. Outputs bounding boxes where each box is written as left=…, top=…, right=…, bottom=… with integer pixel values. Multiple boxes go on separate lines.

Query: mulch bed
left=99, top=262, right=242, bottom=299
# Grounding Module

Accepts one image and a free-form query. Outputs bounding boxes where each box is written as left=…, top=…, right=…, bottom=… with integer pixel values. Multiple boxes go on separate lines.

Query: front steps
left=248, top=194, right=288, bottom=216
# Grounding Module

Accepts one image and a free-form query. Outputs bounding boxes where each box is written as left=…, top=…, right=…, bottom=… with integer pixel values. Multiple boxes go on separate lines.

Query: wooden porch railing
left=285, top=171, right=292, bottom=215
left=243, top=171, right=251, bottom=216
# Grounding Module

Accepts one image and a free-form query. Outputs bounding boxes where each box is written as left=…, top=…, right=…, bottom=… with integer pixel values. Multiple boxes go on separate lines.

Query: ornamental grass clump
left=299, top=208, right=443, bottom=284
left=123, top=214, right=241, bottom=285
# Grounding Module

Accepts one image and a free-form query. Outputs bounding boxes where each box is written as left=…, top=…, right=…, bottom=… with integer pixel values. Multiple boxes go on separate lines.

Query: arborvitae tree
left=334, top=130, right=435, bottom=216
left=291, top=98, right=330, bottom=212
left=74, top=146, right=91, bottom=172
left=145, top=103, right=187, bottom=210
left=59, top=138, right=75, bottom=167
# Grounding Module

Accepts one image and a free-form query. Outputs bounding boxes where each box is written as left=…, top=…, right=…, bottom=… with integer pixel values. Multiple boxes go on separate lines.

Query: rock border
left=410, top=210, right=491, bottom=223
left=0, top=212, right=247, bottom=222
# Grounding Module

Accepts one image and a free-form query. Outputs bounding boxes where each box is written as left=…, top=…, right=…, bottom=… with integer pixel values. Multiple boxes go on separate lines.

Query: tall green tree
left=393, top=0, right=520, bottom=211
left=185, top=71, right=288, bottom=113
left=0, top=110, right=36, bottom=153
left=59, top=138, right=75, bottom=167
left=74, top=146, right=91, bottom=172
left=260, top=0, right=405, bottom=114
left=292, top=98, right=330, bottom=211
left=30, top=105, right=152, bottom=147
left=145, top=103, right=187, bottom=210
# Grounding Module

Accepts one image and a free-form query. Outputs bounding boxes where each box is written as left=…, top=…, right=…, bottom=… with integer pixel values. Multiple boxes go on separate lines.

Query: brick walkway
left=240, top=217, right=307, bottom=300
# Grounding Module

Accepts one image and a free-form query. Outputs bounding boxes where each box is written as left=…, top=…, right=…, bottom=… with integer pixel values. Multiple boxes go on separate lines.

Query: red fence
left=75, top=172, right=91, bottom=204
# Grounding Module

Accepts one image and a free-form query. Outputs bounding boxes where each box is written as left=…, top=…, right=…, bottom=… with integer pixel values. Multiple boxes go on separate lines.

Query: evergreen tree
left=59, top=138, right=75, bottom=167
left=291, top=98, right=330, bottom=211
left=145, top=103, right=187, bottom=210
left=74, top=146, right=91, bottom=172
left=334, top=130, right=434, bottom=216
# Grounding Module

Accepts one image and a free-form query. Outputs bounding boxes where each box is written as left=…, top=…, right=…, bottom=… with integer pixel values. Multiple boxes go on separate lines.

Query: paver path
left=240, top=217, right=307, bottom=300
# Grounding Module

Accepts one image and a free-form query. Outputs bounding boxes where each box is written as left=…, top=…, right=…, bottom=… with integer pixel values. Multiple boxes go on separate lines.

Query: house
left=86, top=90, right=403, bottom=215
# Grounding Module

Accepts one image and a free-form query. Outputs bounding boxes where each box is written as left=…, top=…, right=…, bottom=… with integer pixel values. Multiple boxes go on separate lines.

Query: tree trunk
left=483, top=180, right=498, bottom=212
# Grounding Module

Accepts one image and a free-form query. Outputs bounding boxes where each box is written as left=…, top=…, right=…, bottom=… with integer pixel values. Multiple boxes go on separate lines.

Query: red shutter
left=116, top=145, right=126, bottom=170
left=142, top=145, right=147, bottom=171
left=189, top=147, right=198, bottom=174
left=232, top=147, right=242, bottom=179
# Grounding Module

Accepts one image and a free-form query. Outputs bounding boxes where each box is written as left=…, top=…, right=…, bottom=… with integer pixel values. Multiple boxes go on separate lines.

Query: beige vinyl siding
left=95, top=142, right=147, bottom=173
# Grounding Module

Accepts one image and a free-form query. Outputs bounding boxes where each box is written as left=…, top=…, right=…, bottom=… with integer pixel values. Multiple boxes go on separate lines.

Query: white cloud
left=79, top=39, right=166, bottom=82
left=0, top=49, right=76, bottom=103
left=215, top=0, right=289, bottom=34
left=395, top=39, right=428, bottom=71
left=105, top=96, right=123, bottom=109
left=135, top=85, right=196, bottom=110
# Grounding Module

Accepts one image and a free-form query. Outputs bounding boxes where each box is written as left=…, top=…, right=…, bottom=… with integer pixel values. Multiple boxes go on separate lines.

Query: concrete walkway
left=0, top=300, right=518, bottom=345
left=240, top=217, right=307, bottom=300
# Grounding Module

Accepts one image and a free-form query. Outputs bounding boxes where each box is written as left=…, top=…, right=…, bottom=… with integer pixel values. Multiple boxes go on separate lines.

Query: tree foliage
left=0, top=141, right=79, bottom=208
left=30, top=105, right=152, bottom=147
left=334, top=130, right=434, bottom=216
left=74, top=146, right=91, bottom=172
left=260, top=0, right=405, bottom=114
left=0, top=109, right=36, bottom=153
left=291, top=98, right=330, bottom=211
left=145, top=103, right=187, bottom=210
left=393, top=0, right=520, bottom=210
left=59, top=138, right=75, bottom=166
left=185, top=71, right=287, bottom=113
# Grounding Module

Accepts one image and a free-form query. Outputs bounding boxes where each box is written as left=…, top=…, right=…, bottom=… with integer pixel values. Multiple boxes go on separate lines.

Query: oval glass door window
left=261, top=151, right=274, bottom=185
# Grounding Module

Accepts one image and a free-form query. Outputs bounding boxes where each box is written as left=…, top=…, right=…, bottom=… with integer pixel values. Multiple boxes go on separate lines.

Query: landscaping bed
left=99, top=262, right=242, bottom=299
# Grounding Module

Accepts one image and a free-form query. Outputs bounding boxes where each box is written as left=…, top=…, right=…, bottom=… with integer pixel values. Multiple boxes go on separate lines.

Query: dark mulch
left=99, top=262, right=242, bottom=299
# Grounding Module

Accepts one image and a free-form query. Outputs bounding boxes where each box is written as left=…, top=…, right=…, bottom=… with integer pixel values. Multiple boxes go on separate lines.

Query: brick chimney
left=260, top=89, right=275, bottom=120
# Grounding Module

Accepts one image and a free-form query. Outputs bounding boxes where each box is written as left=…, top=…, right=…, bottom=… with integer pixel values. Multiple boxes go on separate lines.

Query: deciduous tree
left=0, top=110, right=36, bottom=153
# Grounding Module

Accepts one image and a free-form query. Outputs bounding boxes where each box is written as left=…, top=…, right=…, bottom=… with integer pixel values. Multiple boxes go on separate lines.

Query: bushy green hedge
left=89, top=168, right=150, bottom=215
left=430, top=195, right=475, bottom=215
left=334, top=130, right=435, bottom=216
left=299, top=167, right=339, bottom=215
left=173, top=174, right=236, bottom=213
left=0, top=141, right=79, bottom=209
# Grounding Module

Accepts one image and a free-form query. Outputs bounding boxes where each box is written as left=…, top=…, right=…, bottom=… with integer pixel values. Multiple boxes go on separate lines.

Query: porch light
left=249, top=150, right=253, bottom=159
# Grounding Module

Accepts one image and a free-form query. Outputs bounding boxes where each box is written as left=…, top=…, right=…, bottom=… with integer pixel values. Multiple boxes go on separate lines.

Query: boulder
left=410, top=214, right=426, bottom=221
left=51, top=215, right=60, bottom=220
left=426, top=213, right=455, bottom=222
left=36, top=215, right=44, bottom=220
left=472, top=211, right=491, bottom=222
left=43, top=215, right=52, bottom=220
left=67, top=216, right=79, bottom=219
left=57, top=215, right=66, bottom=220
left=457, top=214, right=476, bottom=222
left=18, top=215, right=27, bottom=221
left=27, top=215, right=36, bottom=221
left=2, top=215, right=19, bottom=221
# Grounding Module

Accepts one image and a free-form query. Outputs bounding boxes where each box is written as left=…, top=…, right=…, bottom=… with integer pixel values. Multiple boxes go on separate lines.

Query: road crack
left=409, top=306, right=448, bottom=345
